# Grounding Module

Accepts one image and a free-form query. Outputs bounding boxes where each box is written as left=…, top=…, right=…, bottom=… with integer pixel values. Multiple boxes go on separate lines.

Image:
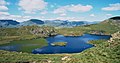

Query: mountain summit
left=0, top=20, right=19, bottom=28
left=110, top=16, right=120, bottom=20
left=20, top=19, right=44, bottom=26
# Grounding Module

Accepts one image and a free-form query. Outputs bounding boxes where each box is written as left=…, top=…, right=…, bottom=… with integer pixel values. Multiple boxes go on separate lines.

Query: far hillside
left=57, top=16, right=120, bottom=36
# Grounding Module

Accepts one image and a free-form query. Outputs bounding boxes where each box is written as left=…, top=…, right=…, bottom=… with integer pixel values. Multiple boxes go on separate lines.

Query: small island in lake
left=51, top=42, right=67, bottom=46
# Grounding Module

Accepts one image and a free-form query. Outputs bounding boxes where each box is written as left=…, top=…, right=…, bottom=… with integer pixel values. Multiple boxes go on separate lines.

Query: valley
left=0, top=16, right=120, bottom=63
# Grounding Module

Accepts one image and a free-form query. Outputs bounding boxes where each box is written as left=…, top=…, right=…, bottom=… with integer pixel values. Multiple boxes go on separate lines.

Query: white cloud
left=41, top=11, right=48, bottom=14
left=0, top=12, right=9, bottom=15
left=0, top=14, right=28, bottom=22
left=0, top=0, right=9, bottom=16
left=55, top=16, right=85, bottom=21
left=90, top=14, right=95, bottom=17
left=53, top=4, right=93, bottom=14
left=56, top=17, right=75, bottom=20
left=60, top=13, right=66, bottom=16
left=9, top=15, right=32, bottom=22
left=106, top=14, right=112, bottom=16
left=0, top=0, right=9, bottom=11
left=53, top=6, right=67, bottom=14
left=41, top=16, right=45, bottom=19
left=0, top=15, right=46, bottom=22
left=18, top=0, right=48, bottom=14
left=69, top=4, right=93, bottom=12
left=0, top=6, right=8, bottom=11
left=0, top=0, right=9, bottom=5
left=102, top=3, right=120, bottom=11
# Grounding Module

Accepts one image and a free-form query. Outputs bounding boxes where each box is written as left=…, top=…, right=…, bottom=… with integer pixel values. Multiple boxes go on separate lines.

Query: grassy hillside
left=0, top=25, right=57, bottom=45
left=57, top=19, right=119, bottom=36
left=70, top=32, right=120, bottom=63
left=0, top=25, right=56, bottom=37
left=0, top=31, right=119, bottom=63
left=0, top=38, right=48, bottom=53
left=0, top=17, right=120, bottom=63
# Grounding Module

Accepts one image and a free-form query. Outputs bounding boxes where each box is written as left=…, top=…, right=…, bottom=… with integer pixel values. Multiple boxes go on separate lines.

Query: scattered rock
left=61, top=56, right=69, bottom=60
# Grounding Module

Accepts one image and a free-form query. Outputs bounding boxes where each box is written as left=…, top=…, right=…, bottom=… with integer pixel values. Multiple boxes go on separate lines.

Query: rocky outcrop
left=30, top=27, right=57, bottom=37
left=17, top=25, right=58, bottom=38
left=108, top=31, right=120, bottom=43
left=90, top=30, right=105, bottom=35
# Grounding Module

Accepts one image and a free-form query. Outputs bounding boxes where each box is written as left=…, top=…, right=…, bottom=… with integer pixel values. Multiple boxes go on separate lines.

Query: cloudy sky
left=0, top=0, right=120, bottom=22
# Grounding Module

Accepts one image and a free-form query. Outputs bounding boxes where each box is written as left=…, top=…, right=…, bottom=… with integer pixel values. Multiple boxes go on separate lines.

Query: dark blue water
left=32, top=34, right=111, bottom=54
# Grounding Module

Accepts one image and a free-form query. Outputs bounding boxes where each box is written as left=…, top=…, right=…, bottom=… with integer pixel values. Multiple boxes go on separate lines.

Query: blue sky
left=0, top=0, right=120, bottom=22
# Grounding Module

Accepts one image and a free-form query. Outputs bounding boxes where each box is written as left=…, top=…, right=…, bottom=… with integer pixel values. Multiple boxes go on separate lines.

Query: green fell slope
left=0, top=17, right=120, bottom=63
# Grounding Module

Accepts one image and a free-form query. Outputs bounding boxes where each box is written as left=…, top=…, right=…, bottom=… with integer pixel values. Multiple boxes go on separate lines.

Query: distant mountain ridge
left=44, top=20, right=98, bottom=27
left=0, top=20, right=19, bottom=28
left=0, top=19, right=99, bottom=28
left=44, top=20, right=87, bottom=27
left=20, top=19, right=44, bottom=26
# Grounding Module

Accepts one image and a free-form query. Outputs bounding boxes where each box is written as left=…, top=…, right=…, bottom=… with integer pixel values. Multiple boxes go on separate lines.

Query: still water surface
left=32, top=34, right=111, bottom=54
